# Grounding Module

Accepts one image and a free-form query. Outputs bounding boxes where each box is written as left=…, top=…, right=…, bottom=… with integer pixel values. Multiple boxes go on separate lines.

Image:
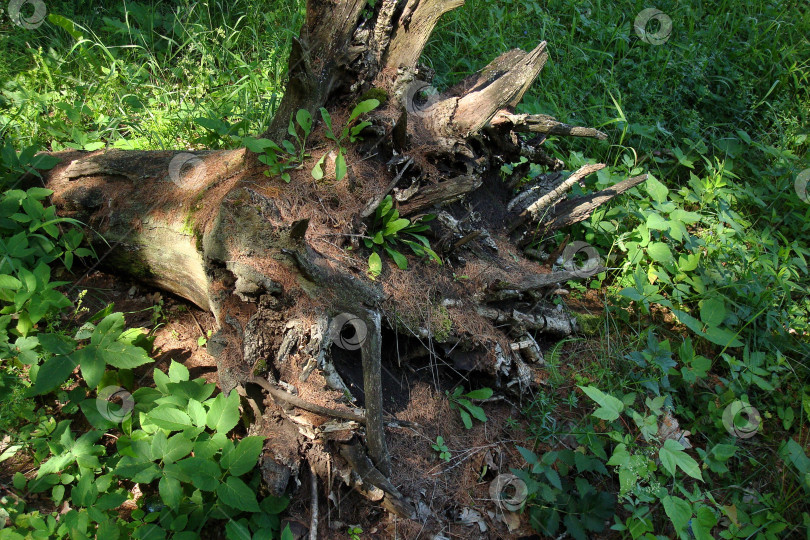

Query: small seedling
left=446, top=386, right=493, bottom=429
left=431, top=436, right=451, bottom=462
left=347, top=525, right=363, bottom=539
left=241, top=108, right=313, bottom=183
left=197, top=329, right=212, bottom=347
left=365, top=195, right=440, bottom=278
left=312, top=99, right=380, bottom=181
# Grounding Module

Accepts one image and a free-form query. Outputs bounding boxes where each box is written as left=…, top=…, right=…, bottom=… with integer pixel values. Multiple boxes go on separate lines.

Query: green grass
left=0, top=0, right=303, bottom=150
left=427, top=0, right=808, bottom=154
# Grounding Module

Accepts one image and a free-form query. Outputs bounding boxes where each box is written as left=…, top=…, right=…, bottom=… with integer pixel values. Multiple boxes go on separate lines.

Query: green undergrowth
left=0, top=144, right=294, bottom=538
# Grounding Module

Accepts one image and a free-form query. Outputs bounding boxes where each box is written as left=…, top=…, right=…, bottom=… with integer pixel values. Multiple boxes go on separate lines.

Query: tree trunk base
left=38, top=0, right=649, bottom=532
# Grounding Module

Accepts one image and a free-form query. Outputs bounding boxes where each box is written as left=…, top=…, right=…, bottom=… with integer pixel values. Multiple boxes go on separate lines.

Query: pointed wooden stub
left=383, top=0, right=465, bottom=71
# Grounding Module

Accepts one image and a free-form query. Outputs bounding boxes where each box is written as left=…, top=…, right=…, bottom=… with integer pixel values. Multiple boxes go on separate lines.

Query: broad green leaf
left=384, top=246, right=407, bottom=270
left=311, top=154, right=326, bottom=180
left=221, top=436, right=265, bottom=477
left=153, top=368, right=171, bottom=394
left=319, top=108, right=335, bottom=140
left=606, top=444, right=630, bottom=467
left=206, top=391, right=241, bottom=434
left=37, top=333, right=76, bottom=355
left=95, top=491, right=128, bottom=511
left=700, top=297, right=726, bottom=327
left=164, top=434, right=194, bottom=463
left=166, top=379, right=215, bottom=402
left=72, top=347, right=105, bottom=390
left=672, top=309, right=704, bottom=334
left=115, top=456, right=161, bottom=483
left=349, top=99, right=380, bottom=122
left=703, top=325, right=743, bottom=348
left=579, top=386, right=624, bottom=421
left=670, top=208, right=701, bottom=224
left=53, top=484, right=66, bottom=503
left=98, top=341, right=152, bottom=369
left=377, top=196, right=393, bottom=217
left=288, top=117, right=299, bottom=140
left=663, top=495, right=692, bottom=534
left=693, top=506, right=718, bottom=540
left=779, top=438, right=810, bottom=476
left=675, top=311, right=742, bottom=347
left=177, top=457, right=221, bottom=491
left=465, top=388, right=493, bottom=400
left=563, top=513, right=586, bottom=539
left=187, top=398, right=207, bottom=428
left=462, top=401, right=487, bottom=422
left=459, top=409, right=472, bottom=429
left=384, top=218, right=410, bottom=236
left=48, top=14, right=84, bottom=39
left=544, top=468, right=562, bottom=490
left=646, top=212, right=669, bottom=231
left=216, top=476, right=259, bottom=512
left=260, top=496, right=290, bottom=515
left=368, top=252, right=382, bottom=277
left=151, top=430, right=168, bottom=461
left=241, top=137, right=281, bottom=154
left=13, top=472, right=27, bottom=490
left=516, top=446, right=539, bottom=465
left=335, top=149, right=347, bottom=181
left=159, top=476, right=183, bottom=507
left=79, top=399, right=119, bottom=430
left=30, top=355, right=77, bottom=395
left=147, top=406, right=193, bottom=432
left=647, top=242, right=673, bottom=264
left=710, top=443, right=738, bottom=462
left=194, top=433, right=228, bottom=460
left=659, top=439, right=703, bottom=481
left=295, top=109, right=313, bottom=136
left=350, top=120, right=372, bottom=140
left=225, top=520, right=252, bottom=540
left=281, top=140, right=296, bottom=155
left=92, top=313, right=125, bottom=347
left=677, top=253, right=699, bottom=272
left=0, top=275, right=22, bottom=289
left=645, top=174, right=669, bottom=203
left=72, top=475, right=98, bottom=507
left=168, top=360, right=190, bottom=382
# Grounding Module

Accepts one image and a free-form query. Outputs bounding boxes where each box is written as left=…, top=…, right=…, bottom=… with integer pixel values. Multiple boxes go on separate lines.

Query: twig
left=360, top=157, right=413, bottom=218
left=507, top=163, right=605, bottom=234
left=309, top=462, right=319, bottom=540
left=248, top=376, right=367, bottom=423
left=189, top=309, right=205, bottom=339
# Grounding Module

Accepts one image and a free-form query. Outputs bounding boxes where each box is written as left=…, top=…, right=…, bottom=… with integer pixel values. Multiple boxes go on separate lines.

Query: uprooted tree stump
left=36, top=0, right=647, bottom=529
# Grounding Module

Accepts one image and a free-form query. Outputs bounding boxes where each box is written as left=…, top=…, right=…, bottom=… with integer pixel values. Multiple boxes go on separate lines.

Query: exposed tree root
left=37, top=0, right=650, bottom=532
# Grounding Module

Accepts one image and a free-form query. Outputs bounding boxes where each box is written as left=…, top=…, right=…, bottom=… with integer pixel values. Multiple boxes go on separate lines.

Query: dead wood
left=35, top=0, right=650, bottom=533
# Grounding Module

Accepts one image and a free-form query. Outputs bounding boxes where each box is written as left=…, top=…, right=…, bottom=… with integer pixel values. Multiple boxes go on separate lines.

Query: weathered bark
left=264, top=0, right=368, bottom=141
left=37, top=0, right=647, bottom=528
